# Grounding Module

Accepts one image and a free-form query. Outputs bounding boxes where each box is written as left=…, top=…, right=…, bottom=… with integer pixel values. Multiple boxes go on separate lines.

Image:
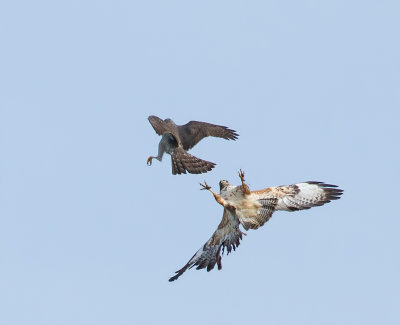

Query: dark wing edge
left=179, top=121, right=239, bottom=150
left=169, top=209, right=245, bottom=282
left=305, top=181, right=344, bottom=202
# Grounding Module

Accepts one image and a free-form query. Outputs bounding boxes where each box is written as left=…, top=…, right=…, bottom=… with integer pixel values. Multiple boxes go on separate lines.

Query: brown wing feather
left=148, top=115, right=170, bottom=135
left=178, top=121, right=239, bottom=151
left=169, top=208, right=245, bottom=282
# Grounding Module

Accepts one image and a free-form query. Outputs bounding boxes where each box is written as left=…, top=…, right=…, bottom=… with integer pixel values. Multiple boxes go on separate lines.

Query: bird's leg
left=238, top=169, right=251, bottom=195
left=200, top=181, right=227, bottom=207
left=238, top=169, right=246, bottom=184
left=147, top=140, right=166, bottom=166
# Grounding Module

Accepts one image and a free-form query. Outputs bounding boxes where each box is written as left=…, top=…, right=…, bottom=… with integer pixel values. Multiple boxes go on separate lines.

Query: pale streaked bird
left=169, top=170, right=343, bottom=281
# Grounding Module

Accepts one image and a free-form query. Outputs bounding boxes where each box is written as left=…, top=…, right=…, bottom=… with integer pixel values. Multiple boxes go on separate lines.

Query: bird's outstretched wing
left=169, top=208, right=245, bottom=282
left=171, top=147, right=215, bottom=175
left=252, top=181, right=343, bottom=212
left=178, top=121, right=239, bottom=151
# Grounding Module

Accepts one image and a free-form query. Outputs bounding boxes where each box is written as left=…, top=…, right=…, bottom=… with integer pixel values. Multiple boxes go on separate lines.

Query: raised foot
left=238, top=169, right=245, bottom=182
left=147, top=156, right=153, bottom=166
left=200, top=181, right=211, bottom=191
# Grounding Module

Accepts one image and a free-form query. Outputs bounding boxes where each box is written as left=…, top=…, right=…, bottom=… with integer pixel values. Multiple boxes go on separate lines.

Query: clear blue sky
left=1, top=1, right=399, bottom=324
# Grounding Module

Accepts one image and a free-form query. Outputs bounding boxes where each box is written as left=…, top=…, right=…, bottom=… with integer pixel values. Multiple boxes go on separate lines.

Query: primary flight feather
left=147, top=115, right=239, bottom=175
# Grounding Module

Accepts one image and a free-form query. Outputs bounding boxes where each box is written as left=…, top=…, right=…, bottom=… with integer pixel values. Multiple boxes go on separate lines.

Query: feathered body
left=147, top=115, right=239, bottom=175
left=169, top=170, right=343, bottom=281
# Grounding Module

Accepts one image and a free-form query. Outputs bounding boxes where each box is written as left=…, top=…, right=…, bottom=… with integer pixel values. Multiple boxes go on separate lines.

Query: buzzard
left=169, top=170, right=343, bottom=281
left=147, top=115, right=239, bottom=175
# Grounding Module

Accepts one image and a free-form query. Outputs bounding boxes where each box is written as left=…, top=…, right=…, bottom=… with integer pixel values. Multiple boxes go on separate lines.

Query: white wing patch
left=275, top=182, right=343, bottom=211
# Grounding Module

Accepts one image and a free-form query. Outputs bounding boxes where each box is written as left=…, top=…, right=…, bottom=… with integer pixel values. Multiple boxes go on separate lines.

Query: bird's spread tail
left=171, top=148, right=215, bottom=175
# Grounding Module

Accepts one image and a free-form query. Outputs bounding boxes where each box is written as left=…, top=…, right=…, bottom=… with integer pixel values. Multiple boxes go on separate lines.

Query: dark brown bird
left=147, top=115, right=239, bottom=175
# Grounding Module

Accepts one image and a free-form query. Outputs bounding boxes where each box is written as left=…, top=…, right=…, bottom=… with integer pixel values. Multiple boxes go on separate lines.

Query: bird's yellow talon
left=200, top=181, right=211, bottom=190
left=238, top=169, right=245, bottom=182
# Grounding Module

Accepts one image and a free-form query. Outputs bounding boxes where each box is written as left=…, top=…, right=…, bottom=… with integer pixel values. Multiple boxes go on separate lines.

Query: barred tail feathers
left=171, top=147, right=215, bottom=175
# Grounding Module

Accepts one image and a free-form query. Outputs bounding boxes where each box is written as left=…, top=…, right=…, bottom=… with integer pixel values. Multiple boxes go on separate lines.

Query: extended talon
left=147, top=156, right=153, bottom=166
left=200, top=181, right=211, bottom=191
left=238, top=169, right=245, bottom=182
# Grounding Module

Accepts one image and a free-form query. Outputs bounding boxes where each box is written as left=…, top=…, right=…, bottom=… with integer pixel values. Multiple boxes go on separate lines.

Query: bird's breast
left=224, top=191, right=261, bottom=217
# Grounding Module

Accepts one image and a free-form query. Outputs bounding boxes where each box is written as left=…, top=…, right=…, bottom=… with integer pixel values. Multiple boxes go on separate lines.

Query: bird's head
left=219, top=180, right=230, bottom=191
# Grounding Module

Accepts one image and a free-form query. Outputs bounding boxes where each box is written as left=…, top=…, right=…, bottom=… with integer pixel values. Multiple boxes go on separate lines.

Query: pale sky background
left=1, top=1, right=399, bottom=324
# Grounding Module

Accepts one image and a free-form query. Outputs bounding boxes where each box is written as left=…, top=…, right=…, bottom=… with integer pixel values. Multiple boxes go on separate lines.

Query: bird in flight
left=147, top=115, right=239, bottom=175
left=169, top=170, right=343, bottom=281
